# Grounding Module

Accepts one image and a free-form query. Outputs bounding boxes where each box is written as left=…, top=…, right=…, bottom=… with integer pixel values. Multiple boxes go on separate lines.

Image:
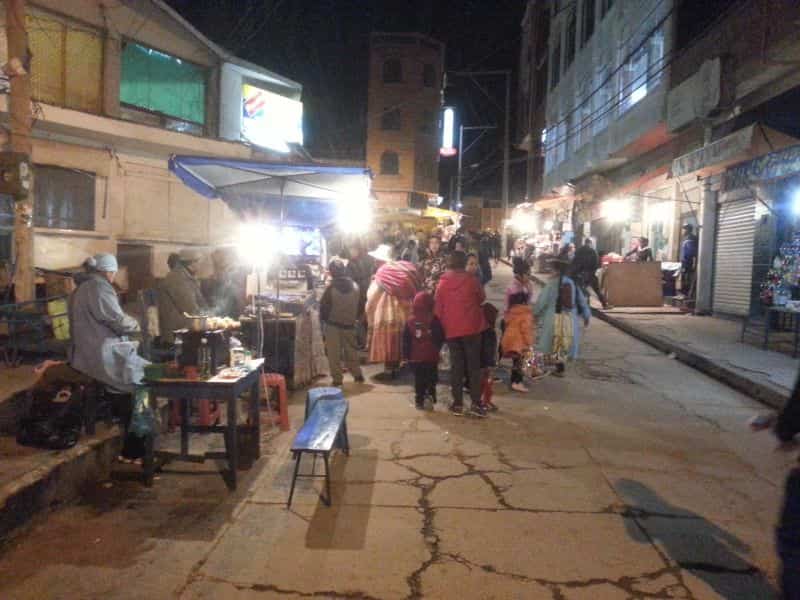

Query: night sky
left=167, top=0, right=527, bottom=197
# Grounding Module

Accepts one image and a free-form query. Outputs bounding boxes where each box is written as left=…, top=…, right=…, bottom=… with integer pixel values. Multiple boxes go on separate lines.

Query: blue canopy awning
left=168, top=155, right=372, bottom=228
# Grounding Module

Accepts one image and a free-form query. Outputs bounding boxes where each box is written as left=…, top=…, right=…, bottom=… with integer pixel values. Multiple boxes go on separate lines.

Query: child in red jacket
left=403, top=292, right=445, bottom=410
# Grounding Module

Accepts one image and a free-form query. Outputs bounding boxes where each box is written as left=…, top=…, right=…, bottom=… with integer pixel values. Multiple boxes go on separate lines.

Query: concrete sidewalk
left=530, top=270, right=798, bottom=409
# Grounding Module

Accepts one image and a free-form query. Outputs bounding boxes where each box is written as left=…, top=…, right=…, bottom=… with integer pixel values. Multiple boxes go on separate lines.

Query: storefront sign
left=242, top=84, right=303, bottom=153
left=667, top=58, right=721, bottom=132
left=725, top=143, right=800, bottom=190
left=672, top=126, right=754, bottom=178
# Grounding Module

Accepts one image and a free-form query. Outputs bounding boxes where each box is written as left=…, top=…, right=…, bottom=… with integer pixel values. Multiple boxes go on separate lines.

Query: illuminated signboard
left=440, top=107, right=456, bottom=157
left=242, top=84, right=303, bottom=153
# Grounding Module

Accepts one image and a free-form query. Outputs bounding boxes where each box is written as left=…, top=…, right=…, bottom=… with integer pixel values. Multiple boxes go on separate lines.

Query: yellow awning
left=423, top=207, right=460, bottom=220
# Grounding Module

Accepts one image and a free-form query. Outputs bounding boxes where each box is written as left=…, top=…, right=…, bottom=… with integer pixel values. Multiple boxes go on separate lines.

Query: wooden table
left=143, top=359, right=264, bottom=490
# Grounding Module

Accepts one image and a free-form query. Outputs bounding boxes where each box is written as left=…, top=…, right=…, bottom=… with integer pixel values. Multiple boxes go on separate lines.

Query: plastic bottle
left=174, top=336, right=183, bottom=365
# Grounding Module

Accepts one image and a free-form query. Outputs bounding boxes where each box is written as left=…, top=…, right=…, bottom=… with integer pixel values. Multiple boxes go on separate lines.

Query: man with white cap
left=68, top=253, right=148, bottom=392
left=157, top=248, right=207, bottom=343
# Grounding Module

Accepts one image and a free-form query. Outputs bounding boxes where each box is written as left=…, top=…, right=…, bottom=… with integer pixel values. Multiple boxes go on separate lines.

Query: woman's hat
left=368, top=244, right=394, bottom=263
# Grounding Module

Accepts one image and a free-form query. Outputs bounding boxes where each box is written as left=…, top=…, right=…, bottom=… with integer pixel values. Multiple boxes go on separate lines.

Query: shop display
left=760, top=232, right=800, bottom=307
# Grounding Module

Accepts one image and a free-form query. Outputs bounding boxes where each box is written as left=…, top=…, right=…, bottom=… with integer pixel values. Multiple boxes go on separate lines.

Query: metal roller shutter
left=713, top=196, right=756, bottom=316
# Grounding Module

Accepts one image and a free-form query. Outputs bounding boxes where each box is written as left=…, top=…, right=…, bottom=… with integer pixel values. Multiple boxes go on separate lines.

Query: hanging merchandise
left=760, top=231, right=800, bottom=306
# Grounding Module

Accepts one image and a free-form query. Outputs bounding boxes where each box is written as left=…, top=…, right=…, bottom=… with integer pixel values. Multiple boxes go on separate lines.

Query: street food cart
left=168, top=156, right=372, bottom=385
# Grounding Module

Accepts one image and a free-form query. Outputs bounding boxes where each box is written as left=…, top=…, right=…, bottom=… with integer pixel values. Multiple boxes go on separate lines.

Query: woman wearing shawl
left=534, top=258, right=590, bottom=375
left=365, top=244, right=420, bottom=378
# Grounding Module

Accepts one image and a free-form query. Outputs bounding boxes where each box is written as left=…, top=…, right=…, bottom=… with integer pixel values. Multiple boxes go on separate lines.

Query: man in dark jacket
left=320, top=259, right=365, bottom=386
left=572, top=238, right=607, bottom=308
left=434, top=251, right=488, bottom=417
left=157, top=248, right=207, bottom=343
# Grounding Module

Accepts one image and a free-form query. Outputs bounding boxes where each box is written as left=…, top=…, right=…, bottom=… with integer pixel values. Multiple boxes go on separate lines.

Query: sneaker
left=485, top=401, right=499, bottom=412
left=468, top=404, right=488, bottom=418
left=448, top=403, right=464, bottom=416
left=415, top=401, right=425, bottom=411
left=511, top=382, right=529, bottom=393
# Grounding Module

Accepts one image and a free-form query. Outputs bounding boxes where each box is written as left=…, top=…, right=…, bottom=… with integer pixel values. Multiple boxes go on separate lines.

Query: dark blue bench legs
left=287, top=450, right=333, bottom=508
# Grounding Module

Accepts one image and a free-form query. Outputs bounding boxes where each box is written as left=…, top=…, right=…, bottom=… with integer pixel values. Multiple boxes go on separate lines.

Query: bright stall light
left=237, top=222, right=277, bottom=269
left=337, top=197, right=373, bottom=234
left=543, top=220, right=554, bottom=231
left=792, top=188, right=800, bottom=216
left=602, top=199, right=631, bottom=223
left=515, top=213, right=537, bottom=233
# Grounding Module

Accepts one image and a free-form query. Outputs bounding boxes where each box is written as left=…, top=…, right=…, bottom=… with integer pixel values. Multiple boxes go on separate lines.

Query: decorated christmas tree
left=761, top=232, right=800, bottom=306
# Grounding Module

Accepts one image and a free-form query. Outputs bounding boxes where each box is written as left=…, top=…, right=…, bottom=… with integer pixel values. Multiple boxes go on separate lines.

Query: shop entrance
left=117, top=243, right=154, bottom=298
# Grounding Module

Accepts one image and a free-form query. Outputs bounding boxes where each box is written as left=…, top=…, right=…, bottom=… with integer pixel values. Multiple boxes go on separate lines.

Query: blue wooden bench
left=287, top=387, right=350, bottom=507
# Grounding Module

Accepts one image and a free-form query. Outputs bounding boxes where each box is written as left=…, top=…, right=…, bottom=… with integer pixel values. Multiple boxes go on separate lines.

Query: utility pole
left=7, top=0, right=34, bottom=301
left=501, top=71, right=511, bottom=259
left=446, top=69, right=511, bottom=252
left=456, top=124, right=464, bottom=208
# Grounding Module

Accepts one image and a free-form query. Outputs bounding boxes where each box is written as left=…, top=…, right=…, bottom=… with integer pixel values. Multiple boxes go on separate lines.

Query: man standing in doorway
left=680, top=224, right=698, bottom=298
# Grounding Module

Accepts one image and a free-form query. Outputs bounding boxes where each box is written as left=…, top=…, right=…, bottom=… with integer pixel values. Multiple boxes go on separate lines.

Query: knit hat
left=86, top=253, right=118, bottom=273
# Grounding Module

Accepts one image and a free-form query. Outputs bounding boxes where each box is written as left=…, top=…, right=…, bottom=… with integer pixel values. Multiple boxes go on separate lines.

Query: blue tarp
left=168, top=155, right=372, bottom=228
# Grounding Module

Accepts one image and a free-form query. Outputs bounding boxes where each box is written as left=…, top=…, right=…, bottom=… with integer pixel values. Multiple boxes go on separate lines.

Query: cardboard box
left=603, top=262, right=663, bottom=307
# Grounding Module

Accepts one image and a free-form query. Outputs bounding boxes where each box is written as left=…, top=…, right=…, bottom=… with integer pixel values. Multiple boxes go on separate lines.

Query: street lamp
left=446, top=69, right=511, bottom=251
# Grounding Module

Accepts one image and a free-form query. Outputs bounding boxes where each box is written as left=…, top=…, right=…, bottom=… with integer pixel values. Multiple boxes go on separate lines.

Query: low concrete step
left=0, top=426, right=121, bottom=544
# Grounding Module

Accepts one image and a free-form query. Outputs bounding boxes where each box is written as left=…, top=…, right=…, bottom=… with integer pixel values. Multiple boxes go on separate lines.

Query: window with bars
left=381, top=108, right=402, bottom=130
left=582, top=0, right=595, bottom=46
left=120, top=42, right=207, bottom=126
left=593, top=66, right=612, bottom=134
left=382, top=59, right=403, bottom=83
left=564, top=10, right=577, bottom=70
left=550, top=35, right=561, bottom=89
left=380, top=151, right=399, bottom=175
left=26, top=13, right=103, bottom=114
left=618, top=27, right=665, bottom=114
left=34, top=165, right=95, bottom=231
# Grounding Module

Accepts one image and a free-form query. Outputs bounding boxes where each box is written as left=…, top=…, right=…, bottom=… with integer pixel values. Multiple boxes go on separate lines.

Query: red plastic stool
left=262, top=373, right=290, bottom=431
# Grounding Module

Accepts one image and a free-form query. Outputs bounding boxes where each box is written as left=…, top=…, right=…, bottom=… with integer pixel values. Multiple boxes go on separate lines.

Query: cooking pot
left=184, top=312, right=208, bottom=332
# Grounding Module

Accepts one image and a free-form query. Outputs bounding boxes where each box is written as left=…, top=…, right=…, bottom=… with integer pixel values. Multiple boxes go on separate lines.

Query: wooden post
left=7, top=0, right=34, bottom=301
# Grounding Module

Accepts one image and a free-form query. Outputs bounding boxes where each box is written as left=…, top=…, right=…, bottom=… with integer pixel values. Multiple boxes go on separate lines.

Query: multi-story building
left=517, top=0, right=550, bottom=202
left=0, top=0, right=304, bottom=296
left=539, top=0, right=800, bottom=317
left=365, top=32, right=444, bottom=212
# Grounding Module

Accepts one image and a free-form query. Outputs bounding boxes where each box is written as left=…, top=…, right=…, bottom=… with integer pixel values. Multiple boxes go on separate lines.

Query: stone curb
left=527, top=271, right=789, bottom=409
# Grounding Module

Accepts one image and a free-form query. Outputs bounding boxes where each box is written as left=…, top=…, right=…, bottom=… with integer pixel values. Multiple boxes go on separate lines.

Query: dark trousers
left=511, top=356, right=524, bottom=384
left=779, top=468, right=800, bottom=599
left=581, top=271, right=606, bottom=306
left=412, top=363, right=438, bottom=404
left=448, top=334, right=482, bottom=408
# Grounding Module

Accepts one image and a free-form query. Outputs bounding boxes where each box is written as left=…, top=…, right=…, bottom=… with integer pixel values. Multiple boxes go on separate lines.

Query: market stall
left=168, top=156, right=372, bottom=387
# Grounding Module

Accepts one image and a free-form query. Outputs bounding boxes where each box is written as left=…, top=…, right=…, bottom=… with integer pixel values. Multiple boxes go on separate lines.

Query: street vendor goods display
left=760, top=232, right=800, bottom=307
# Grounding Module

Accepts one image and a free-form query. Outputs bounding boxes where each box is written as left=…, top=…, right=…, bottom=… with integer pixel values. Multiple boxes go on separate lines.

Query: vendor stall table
left=143, top=359, right=264, bottom=490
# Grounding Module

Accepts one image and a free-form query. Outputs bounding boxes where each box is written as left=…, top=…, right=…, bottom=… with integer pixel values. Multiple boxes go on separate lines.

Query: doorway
left=117, top=244, right=153, bottom=298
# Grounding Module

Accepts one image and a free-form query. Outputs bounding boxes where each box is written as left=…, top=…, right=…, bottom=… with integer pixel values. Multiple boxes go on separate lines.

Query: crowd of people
left=320, top=229, right=592, bottom=418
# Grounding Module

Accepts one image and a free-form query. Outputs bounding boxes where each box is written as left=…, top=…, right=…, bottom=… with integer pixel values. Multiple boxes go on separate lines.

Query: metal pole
left=501, top=71, right=511, bottom=259
left=456, top=124, right=464, bottom=209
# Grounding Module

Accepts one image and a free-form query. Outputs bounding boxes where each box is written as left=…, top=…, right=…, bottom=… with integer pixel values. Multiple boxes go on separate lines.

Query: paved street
left=0, top=262, right=792, bottom=599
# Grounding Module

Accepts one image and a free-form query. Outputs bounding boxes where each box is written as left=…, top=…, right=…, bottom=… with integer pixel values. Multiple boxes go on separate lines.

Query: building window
left=556, top=120, right=567, bottom=165
left=380, top=151, right=399, bottom=175
left=601, top=0, right=614, bottom=18
left=550, top=35, right=561, bottom=89
left=577, top=87, right=593, bottom=147
left=382, top=59, right=403, bottom=83
left=582, top=0, right=595, bottom=46
left=34, top=166, right=95, bottom=231
left=593, top=66, right=612, bottom=134
left=423, top=64, right=436, bottom=88
left=120, top=42, right=207, bottom=126
left=381, top=108, right=402, bottom=130
left=619, top=27, right=664, bottom=114
left=564, top=9, right=577, bottom=69
left=419, top=109, right=435, bottom=134
left=27, top=13, right=103, bottom=114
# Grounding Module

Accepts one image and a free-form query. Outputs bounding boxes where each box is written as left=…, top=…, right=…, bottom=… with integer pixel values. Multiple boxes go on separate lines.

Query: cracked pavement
left=0, top=263, right=792, bottom=599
